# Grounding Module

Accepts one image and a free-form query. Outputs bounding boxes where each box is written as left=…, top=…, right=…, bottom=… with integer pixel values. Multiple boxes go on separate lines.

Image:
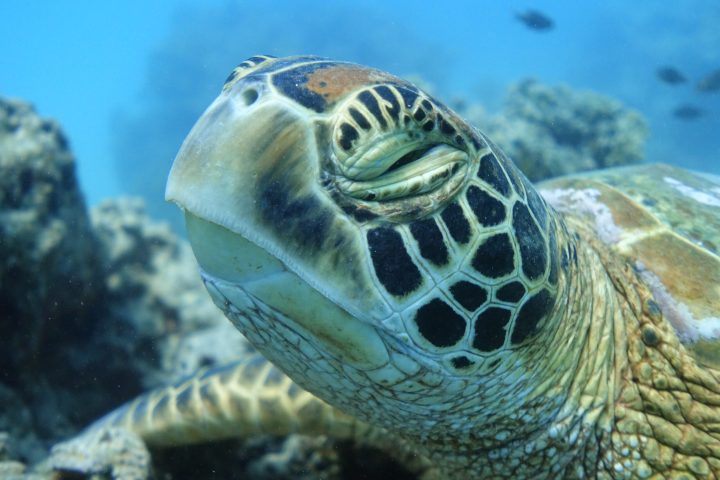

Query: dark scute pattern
left=571, top=244, right=578, bottom=265
left=259, top=180, right=332, bottom=255
left=471, top=233, right=515, bottom=278
left=473, top=307, right=511, bottom=351
left=512, top=201, right=547, bottom=280
left=488, top=358, right=501, bottom=369
left=241, top=353, right=269, bottom=381
left=466, top=185, right=506, bottom=227
left=200, top=361, right=240, bottom=380
left=396, top=86, right=419, bottom=109
left=224, top=69, right=238, bottom=85
left=151, top=394, right=170, bottom=420
left=547, top=228, right=559, bottom=285
left=266, top=366, right=287, bottom=385
left=367, top=227, right=422, bottom=296
left=507, top=168, right=525, bottom=199
left=422, top=120, right=435, bottom=131
left=199, top=384, right=219, bottom=411
left=496, top=281, right=525, bottom=303
left=415, top=298, right=466, bottom=347
left=525, top=180, right=547, bottom=231
left=358, top=90, right=387, bottom=128
left=438, top=115, right=456, bottom=135
left=413, top=109, right=426, bottom=121
left=478, top=153, right=511, bottom=197
left=133, top=397, right=149, bottom=424
left=374, top=85, right=400, bottom=121
left=175, top=385, right=193, bottom=414
left=440, top=202, right=471, bottom=244
left=271, top=62, right=337, bottom=112
left=254, top=56, right=328, bottom=78
left=409, top=218, right=450, bottom=266
left=339, top=123, right=358, bottom=151
left=247, top=55, right=275, bottom=63
left=511, top=289, right=555, bottom=344
left=349, top=107, right=371, bottom=130
left=340, top=203, right=378, bottom=223
left=484, top=138, right=524, bottom=198
left=451, top=356, right=474, bottom=369
left=287, top=383, right=302, bottom=400
left=450, top=281, right=488, bottom=311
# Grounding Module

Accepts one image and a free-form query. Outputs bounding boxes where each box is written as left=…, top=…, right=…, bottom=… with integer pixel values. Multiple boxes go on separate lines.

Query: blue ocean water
left=2, top=0, right=719, bottom=206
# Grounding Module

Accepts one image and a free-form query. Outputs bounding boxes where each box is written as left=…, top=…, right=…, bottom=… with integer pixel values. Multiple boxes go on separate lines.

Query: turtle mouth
left=184, top=211, right=391, bottom=370
left=184, top=209, right=287, bottom=286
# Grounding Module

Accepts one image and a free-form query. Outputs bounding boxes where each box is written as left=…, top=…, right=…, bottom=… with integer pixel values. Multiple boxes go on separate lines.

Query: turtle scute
left=540, top=163, right=720, bottom=369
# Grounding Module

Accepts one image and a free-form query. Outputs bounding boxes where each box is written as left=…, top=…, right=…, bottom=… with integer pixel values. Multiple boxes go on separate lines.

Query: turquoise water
left=2, top=0, right=719, bottom=206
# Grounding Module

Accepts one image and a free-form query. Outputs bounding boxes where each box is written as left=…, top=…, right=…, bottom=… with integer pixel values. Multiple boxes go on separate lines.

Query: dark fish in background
left=697, top=69, right=720, bottom=92
left=673, top=104, right=705, bottom=120
left=515, top=10, right=554, bottom=31
left=656, top=66, right=687, bottom=85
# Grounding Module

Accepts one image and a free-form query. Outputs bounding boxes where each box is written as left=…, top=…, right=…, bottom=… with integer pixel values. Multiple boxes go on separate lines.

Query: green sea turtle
left=53, top=55, right=720, bottom=479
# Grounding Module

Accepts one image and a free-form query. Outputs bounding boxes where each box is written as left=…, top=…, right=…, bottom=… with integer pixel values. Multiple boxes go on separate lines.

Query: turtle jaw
left=183, top=211, right=390, bottom=371
left=165, top=88, right=392, bottom=371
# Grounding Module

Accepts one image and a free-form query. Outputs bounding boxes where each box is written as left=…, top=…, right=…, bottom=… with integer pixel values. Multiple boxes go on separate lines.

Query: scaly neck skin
left=413, top=214, right=636, bottom=479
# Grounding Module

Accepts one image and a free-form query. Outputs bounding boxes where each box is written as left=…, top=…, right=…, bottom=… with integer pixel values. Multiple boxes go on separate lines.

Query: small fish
left=697, top=69, right=720, bottom=93
left=672, top=104, right=705, bottom=120
left=515, top=10, right=554, bottom=31
left=656, top=66, right=686, bottom=85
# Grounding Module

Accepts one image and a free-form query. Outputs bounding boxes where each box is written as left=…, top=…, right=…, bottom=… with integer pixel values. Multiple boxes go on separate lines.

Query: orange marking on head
left=305, top=65, right=395, bottom=105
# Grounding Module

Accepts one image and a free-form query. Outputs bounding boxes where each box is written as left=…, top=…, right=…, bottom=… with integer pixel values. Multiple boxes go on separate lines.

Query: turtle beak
left=165, top=84, right=315, bottom=234
left=165, top=85, right=392, bottom=371
left=166, top=82, right=392, bottom=323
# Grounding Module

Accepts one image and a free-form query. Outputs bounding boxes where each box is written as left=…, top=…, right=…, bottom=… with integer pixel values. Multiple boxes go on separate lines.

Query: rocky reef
left=0, top=97, right=106, bottom=466
left=0, top=98, right=412, bottom=479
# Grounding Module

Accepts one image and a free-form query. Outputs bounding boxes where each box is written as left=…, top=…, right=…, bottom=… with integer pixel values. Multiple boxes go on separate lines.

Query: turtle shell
left=540, top=163, right=720, bottom=368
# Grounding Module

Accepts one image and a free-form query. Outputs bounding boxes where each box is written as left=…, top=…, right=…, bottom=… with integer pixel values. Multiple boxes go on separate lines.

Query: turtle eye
left=328, top=85, right=476, bottom=220
left=387, top=145, right=433, bottom=172
left=334, top=142, right=468, bottom=202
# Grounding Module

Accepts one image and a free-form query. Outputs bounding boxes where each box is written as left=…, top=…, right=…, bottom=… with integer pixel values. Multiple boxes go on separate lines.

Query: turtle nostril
left=242, top=88, right=259, bottom=106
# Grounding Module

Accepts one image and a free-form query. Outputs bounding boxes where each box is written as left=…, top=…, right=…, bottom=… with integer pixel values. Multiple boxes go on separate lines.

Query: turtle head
left=167, top=55, right=563, bottom=434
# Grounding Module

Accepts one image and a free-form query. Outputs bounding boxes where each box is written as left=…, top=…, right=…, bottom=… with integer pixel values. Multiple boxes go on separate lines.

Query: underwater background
left=1, top=1, right=720, bottom=478
left=2, top=0, right=720, bottom=214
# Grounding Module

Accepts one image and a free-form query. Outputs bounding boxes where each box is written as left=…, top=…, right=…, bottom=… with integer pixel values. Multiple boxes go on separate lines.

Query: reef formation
left=461, top=79, right=648, bottom=181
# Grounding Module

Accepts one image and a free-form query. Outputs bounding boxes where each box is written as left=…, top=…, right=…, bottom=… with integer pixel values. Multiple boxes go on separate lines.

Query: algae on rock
left=0, top=98, right=245, bottom=468
left=461, top=79, right=649, bottom=181
left=0, top=98, right=105, bottom=369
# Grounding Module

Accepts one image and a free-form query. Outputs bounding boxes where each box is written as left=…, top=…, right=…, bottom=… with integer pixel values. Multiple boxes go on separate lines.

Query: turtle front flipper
left=49, top=355, right=371, bottom=478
